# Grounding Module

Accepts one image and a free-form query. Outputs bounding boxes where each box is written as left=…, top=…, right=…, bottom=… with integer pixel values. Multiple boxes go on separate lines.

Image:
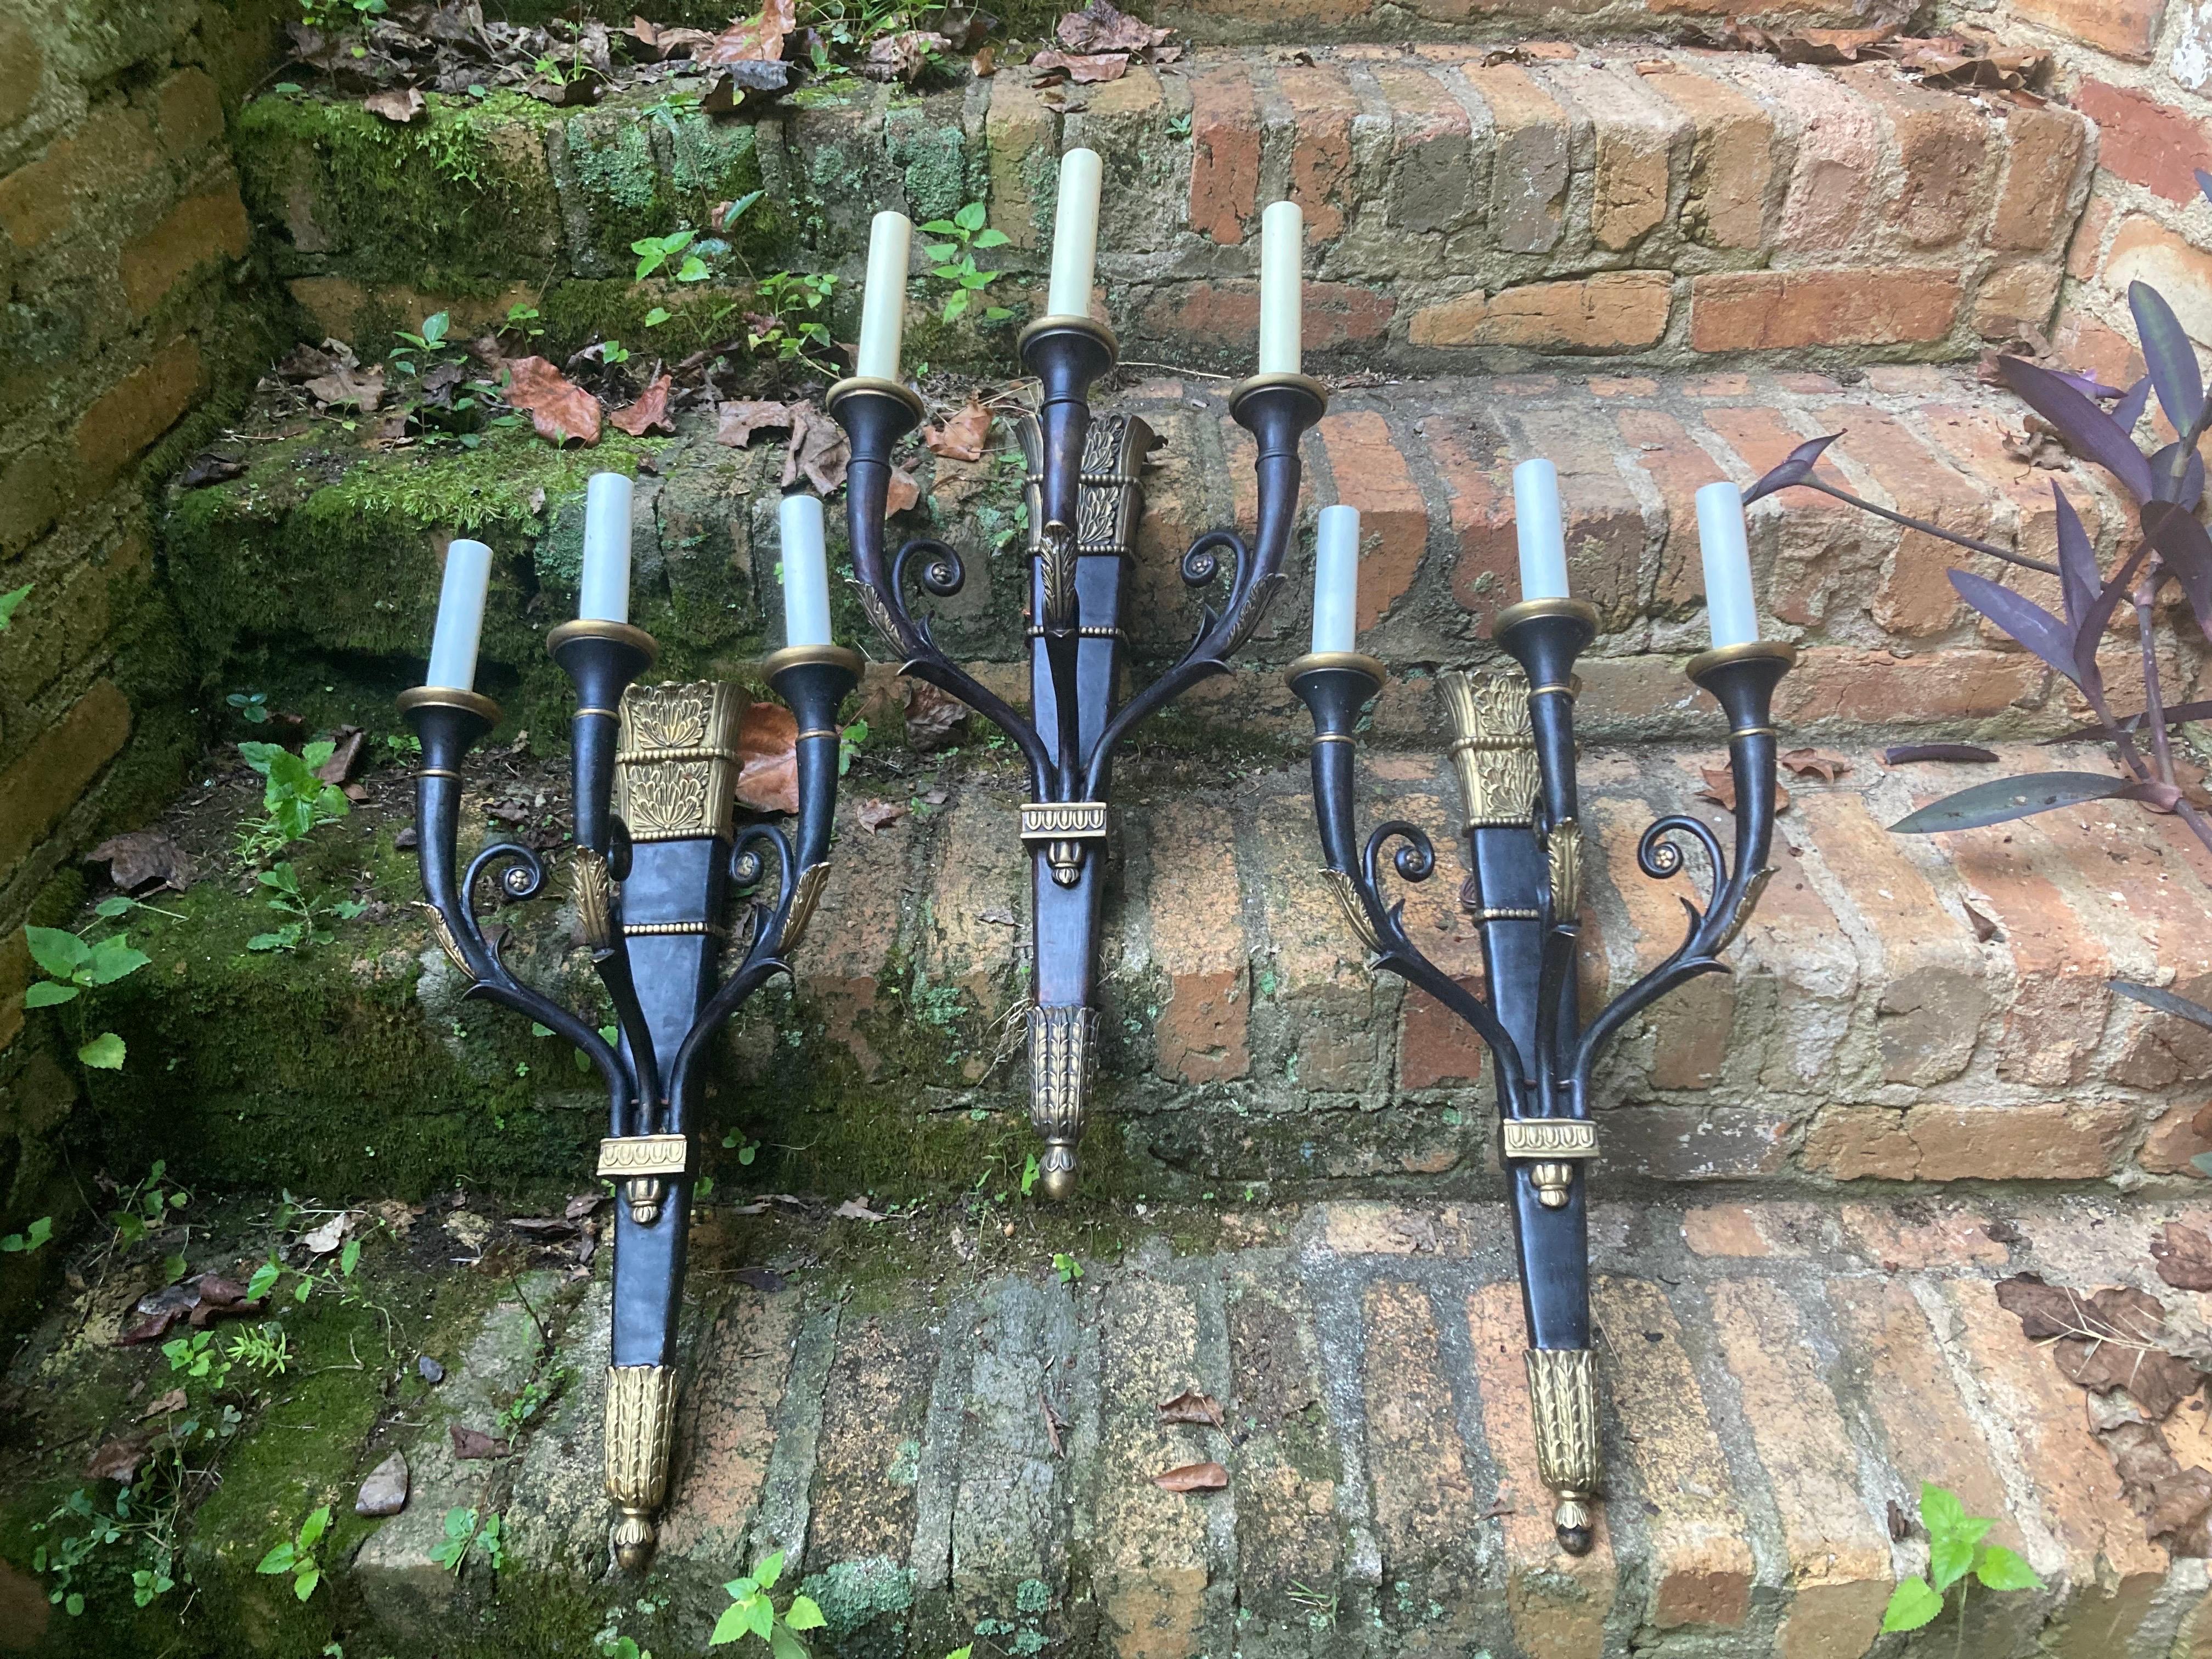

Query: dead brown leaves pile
left=1031, top=0, right=1176, bottom=84
left=713, top=398, right=851, bottom=494
left=1778, top=748, right=1851, bottom=783
left=923, top=400, right=993, bottom=463
left=736, top=703, right=800, bottom=815
left=609, top=371, right=676, bottom=437
left=1719, top=21, right=2048, bottom=92
left=1696, top=763, right=1789, bottom=814
left=283, top=338, right=387, bottom=413
left=91, top=830, right=191, bottom=894
left=504, top=356, right=603, bottom=446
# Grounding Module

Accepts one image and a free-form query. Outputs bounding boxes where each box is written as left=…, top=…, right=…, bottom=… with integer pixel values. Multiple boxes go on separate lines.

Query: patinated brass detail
left=1021, top=802, right=1108, bottom=888
left=1075, top=412, right=1154, bottom=555
left=1546, top=819, right=1582, bottom=921
left=572, top=850, right=615, bottom=951
left=421, top=903, right=475, bottom=978
left=1320, top=868, right=1384, bottom=962
left=616, top=681, right=747, bottom=842
left=1441, top=670, right=1539, bottom=828
left=604, top=1364, right=679, bottom=1571
left=1504, top=1119, right=1596, bottom=1210
left=782, top=862, right=832, bottom=954
left=1526, top=1347, right=1601, bottom=1543
left=1038, top=518, right=1079, bottom=634
left=1716, top=866, right=1774, bottom=954
left=598, top=1135, right=689, bottom=1223
left=851, top=578, right=909, bottom=659
left=1029, top=1004, right=1097, bottom=1200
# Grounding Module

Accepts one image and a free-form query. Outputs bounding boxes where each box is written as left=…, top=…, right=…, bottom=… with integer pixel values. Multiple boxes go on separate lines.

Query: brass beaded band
left=1310, top=732, right=1355, bottom=744
left=417, top=767, right=459, bottom=780
left=1732, top=724, right=1779, bottom=738
left=794, top=728, right=840, bottom=743
left=1530, top=682, right=1576, bottom=698
left=575, top=707, right=619, bottom=720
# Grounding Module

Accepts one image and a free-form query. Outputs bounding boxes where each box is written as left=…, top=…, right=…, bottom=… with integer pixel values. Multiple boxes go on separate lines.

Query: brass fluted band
left=398, top=685, right=501, bottom=724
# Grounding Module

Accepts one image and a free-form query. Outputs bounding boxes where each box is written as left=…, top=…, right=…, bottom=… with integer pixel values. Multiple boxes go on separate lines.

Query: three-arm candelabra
left=1292, top=610, right=1793, bottom=1552
left=401, top=601, right=859, bottom=1570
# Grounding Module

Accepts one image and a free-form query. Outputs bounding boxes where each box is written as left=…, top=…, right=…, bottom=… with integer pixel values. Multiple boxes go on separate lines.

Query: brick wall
left=0, top=0, right=278, bottom=1247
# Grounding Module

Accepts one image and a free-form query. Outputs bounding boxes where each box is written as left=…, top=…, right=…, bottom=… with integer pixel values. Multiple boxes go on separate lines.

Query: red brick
left=1408, top=272, right=1673, bottom=353
left=1801, top=1101, right=2135, bottom=1181
left=1502, top=401, right=1649, bottom=624
left=1779, top=647, right=2044, bottom=726
left=1589, top=797, right=1735, bottom=1087
left=1145, top=800, right=1251, bottom=1085
left=1271, top=60, right=1358, bottom=244
left=1836, top=1203, right=2007, bottom=1269
left=1822, top=409, right=1998, bottom=637
left=1994, top=103, right=2091, bottom=251
left=1463, top=65, right=1569, bottom=253
left=1683, top=1202, right=1818, bottom=1257
left=2072, top=81, right=2211, bottom=206
left=802, top=793, right=918, bottom=1078
left=1362, top=1280, right=1485, bottom=1616
left=1187, top=59, right=1258, bottom=244
left=2012, top=0, right=2167, bottom=59
left=2065, top=194, right=2112, bottom=281
left=2145, top=1103, right=2212, bottom=1175
left=153, top=67, right=224, bottom=157
left=1635, top=61, right=1772, bottom=251
left=1370, top=61, right=1473, bottom=234
left=1420, top=413, right=1517, bottom=636
left=1702, top=401, right=1880, bottom=630
left=0, top=18, right=41, bottom=132
left=1689, top=269, right=1960, bottom=351
left=1973, top=261, right=2063, bottom=342
left=1611, top=405, right=1734, bottom=613
left=985, top=72, right=1058, bottom=250
left=1914, top=399, right=2121, bottom=572
left=1400, top=976, right=1491, bottom=1090
left=656, top=1289, right=799, bottom=1557
left=1136, top=279, right=1392, bottom=357
left=1317, top=410, right=1426, bottom=634
left=1541, top=61, right=1683, bottom=251
left=0, top=101, right=158, bottom=250
left=72, top=335, right=202, bottom=482
left=1747, top=58, right=1882, bottom=253
left=1837, top=66, right=1993, bottom=247
left=2108, top=215, right=2212, bottom=346
left=121, top=184, right=251, bottom=317
left=0, top=680, right=132, bottom=878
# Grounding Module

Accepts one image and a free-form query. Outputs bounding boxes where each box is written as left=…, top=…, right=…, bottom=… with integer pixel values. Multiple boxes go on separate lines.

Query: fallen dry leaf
left=86, top=1434, right=153, bottom=1483
left=305, top=360, right=386, bottom=413
left=1152, top=1460, right=1229, bottom=1492
left=862, top=29, right=949, bottom=81
left=736, top=701, right=799, bottom=815
left=178, top=452, right=247, bottom=489
left=1057, top=0, right=1172, bottom=52
left=924, top=400, right=992, bottom=462
left=91, top=829, right=190, bottom=893
left=885, top=464, right=921, bottom=515
left=1779, top=747, right=1851, bottom=783
left=363, top=86, right=426, bottom=123
left=716, top=398, right=797, bottom=449
left=1030, top=47, right=1130, bottom=81
left=1696, top=764, right=1788, bottom=815
left=1883, top=742, right=1999, bottom=765
left=856, top=799, right=906, bottom=833
left=904, top=680, right=968, bottom=752
left=1040, top=1390, right=1065, bottom=1457
left=833, top=1198, right=887, bottom=1222
left=137, top=1388, right=190, bottom=1420
left=2155, top=1223, right=2212, bottom=1292
left=300, top=1211, right=356, bottom=1255
left=2104, top=1418, right=2212, bottom=1545
left=707, top=0, right=795, bottom=63
left=626, top=15, right=715, bottom=57
left=316, top=726, right=366, bottom=786
left=782, top=403, right=850, bottom=494
left=503, top=356, right=601, bottom=446
left=1995, top=1275, right=2200, bottom=1420
left=448, top=1423, right=510, bottom=1460
left=610, top=371, right=675, bottom=437
left=1963, top=901, right=2000, bottom=944
left=1156, top=1388, right=1226, bottom=1429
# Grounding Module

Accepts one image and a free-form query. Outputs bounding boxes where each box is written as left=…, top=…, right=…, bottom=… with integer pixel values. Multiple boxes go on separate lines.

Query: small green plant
left=708, top=1549, right=825, bottom=1653
left=499, top=1365, right=569, bottom=1436
left=720, top=1130, right=761, bottom=1166
left=390, top=309, right=461, bottom=374
left=256, top=1505, right=332, bottom=1602
left=225, top=1323, right=292, bottom=1378
left=0, top=582, right=31, bottom=630
left=1882, top=1482, right=2041, bottom=1634
left=24, top=922, right=149, bottom=1070
left=236, top=738, right=350, bottom=861
left=1, top=1215, right=53, bottom=1254
left=633, top=229, right=710, bottom=283
left=919, top=202, right=1012, bottom=325
left=837, top=719, right=868, bottom=777
left=1052, top=1252, right=1082, bottom=1285
left=247, top=861, right=366, bottom=953
left=432, top=1506, right=506, bottom=1573
left=749, top=272, right=838, bottom=376
left=225, top=690, right=271, bottom=725
left=109, top=1160, right=189, bottom=1250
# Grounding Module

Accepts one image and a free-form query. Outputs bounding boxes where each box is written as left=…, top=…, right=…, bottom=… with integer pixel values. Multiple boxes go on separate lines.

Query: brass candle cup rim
left=761, top=643, right=866, bottom=680
left=1684, top=638, right=1799, bottom=682
left=824, top=376, right=927, bottom=421
left=1493, top=596, right=1601, bottom=636
left=1017, top=313, right=1120, bottom=360
left=1228, top=371, right=1329, bottom=420
left=397, top=685, right=501, bottom=724
left=548, top=618, right=660, bottom=665
left=1285, top=650, right=1387, bottom=690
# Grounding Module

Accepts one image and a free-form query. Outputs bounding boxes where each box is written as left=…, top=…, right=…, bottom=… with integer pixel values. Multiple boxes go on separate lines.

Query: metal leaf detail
left=1320, top=867, right=1384, bottom=962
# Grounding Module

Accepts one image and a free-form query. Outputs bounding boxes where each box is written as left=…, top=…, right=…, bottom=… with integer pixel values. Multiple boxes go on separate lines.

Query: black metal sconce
left=1291, top=603, right=1793, bottom=1553
left=826, top=321, right=1325, bottom=1197
left=402, top=623, right=860, bottom=1569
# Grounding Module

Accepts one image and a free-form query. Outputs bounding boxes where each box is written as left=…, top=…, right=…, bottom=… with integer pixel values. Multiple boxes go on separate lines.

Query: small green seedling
left=1, top=1216, right=53, bottom=1254
left=633, top=230, right=709, bottom=283
left=226, top=690, right=272, bottom=725
left=919, top=201, right=1012, bottom=325
left=431, top=1506, right=506, bottom=1573
left=24, top=923, right=150, bottom=1069
left=256, top=1505, right=331, bottom=1602
left=249, top=861, right=366, bottom=952
left=0, top=582, right=30, bottom=630
left=708, top=1549, right=825, bottom=1654
left=1053, top=1253, right=1082, bottom=1285
left=1882, top=1481, right=2041, bottom=1633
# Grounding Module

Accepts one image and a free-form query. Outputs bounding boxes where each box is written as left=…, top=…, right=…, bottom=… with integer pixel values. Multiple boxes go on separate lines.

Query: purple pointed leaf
left=2050, top=483, right=2097, bottom=630
left=1889, top=771, right=2130, bottom=834
left=2130, top=281, right=2204, bottom=440
left=1949, top=567, right=2079, bottom=685
left=2199, top=168, right=2212, bottom=206
left=1997, top=356, right=2157, bottom=503
left=1740, top=432, right=1843, bottom=507
left=2143, top=500, right=2212, bottom=637
left=2113, top=376, right=2152, bottom=438
left=2149, top=442, right=2207, bottom=510
left=2075, top=535, right=2153, bottom=691
left=2049, top=369, right=2128, bottom=400
left=2113, top=979, right=2212, bottom=1032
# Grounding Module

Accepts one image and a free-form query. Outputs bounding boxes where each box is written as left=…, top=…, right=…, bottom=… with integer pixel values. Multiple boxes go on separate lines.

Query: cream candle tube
left=1696, top=480, right=1759, bottom=648
left=1513, top=458, right=1570, bottom=601
left=579, top=472, right=633, bottom=623
left=1259, top=200, right=1304, bottom=376
left=779, top=493, right=832, bottom=648
left=855, top=210, right=912, bottom=381
left=1312, top=504, right=1360, bottom=653
left=1046, top=148, right=1103, bottom=318
left=426, top=538, right=493, bottom=691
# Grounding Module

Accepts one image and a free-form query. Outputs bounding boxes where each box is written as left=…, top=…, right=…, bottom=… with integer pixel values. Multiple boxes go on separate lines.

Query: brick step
left=240, top=43, right=2094, bottom=373
left=112, top=1192, right=2211, bottom=1656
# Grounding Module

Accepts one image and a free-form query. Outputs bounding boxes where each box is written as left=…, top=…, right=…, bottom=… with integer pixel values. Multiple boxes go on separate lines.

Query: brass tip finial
left=1039, top=1146, right=1078, bottom=1201
left=1554, top=1492, right=1594, bottom=1555
left=611, top=1509, right=657, bottom=1572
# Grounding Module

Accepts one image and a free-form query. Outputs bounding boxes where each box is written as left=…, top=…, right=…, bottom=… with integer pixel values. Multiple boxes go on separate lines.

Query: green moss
left=559, top=99, right=779, bottom=273
left=884, top=114, right=967, bottom=228
left=798, top=1555, right=915, bottom=1641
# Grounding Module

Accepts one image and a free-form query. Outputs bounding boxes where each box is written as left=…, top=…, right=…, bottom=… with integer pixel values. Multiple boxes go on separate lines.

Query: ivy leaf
left=1881, top=1576, right=1944, bottom=1632
left=77, top=1033, right=126, bottom=1070
left=1974, top=1543, right=2041, bottom=1590
left=256, top=1542, right=297, bottom=1575
left=783, top=1594, right=825, bottom=1630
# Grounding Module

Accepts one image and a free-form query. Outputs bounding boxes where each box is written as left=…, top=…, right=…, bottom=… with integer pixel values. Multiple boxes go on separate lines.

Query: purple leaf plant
left=1742, top=172, right=2212, bottom=1035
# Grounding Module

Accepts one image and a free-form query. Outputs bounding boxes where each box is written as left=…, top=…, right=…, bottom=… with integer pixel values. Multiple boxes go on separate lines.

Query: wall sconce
left=402, top=481, right=860, bottom=1570
left=829, top=168, right=1323, bottom=1194
left=1292, top=475, right=1793, bottom=1552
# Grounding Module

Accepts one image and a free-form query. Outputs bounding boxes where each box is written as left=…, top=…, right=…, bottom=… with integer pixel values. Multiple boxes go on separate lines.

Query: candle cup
left=426, top=538, right=493, bottom=691
left=1695, top=481, right=1759, bottom=648
left=1513, top=458, right=1570, bottom=602
left=779, top=493, right=833, bottom=648
left=1046, top=149, right=1103, bottom=320
left=855, top=211, right=912, bottom=382
left=580, top=473, right=634, bottom=624
left=1259, top=200, right=1304, bottom=377
left=1312, top=503, right=1359, bottom=654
